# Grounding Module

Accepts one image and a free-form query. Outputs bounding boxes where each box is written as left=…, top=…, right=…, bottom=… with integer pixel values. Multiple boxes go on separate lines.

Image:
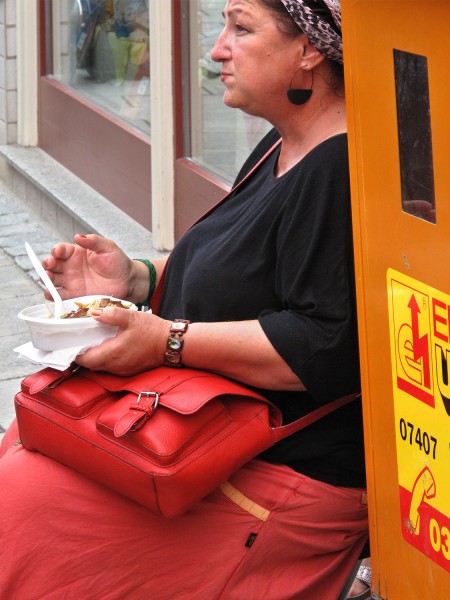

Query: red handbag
left=14, top=365, right=357, bottom=517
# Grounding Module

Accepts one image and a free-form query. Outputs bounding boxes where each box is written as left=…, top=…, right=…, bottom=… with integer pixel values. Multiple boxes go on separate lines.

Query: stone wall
left=0, top=0, right=17, bottom=145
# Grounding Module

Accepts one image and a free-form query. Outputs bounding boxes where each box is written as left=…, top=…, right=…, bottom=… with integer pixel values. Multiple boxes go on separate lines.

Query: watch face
left=172, top=322, right=187, bottom=332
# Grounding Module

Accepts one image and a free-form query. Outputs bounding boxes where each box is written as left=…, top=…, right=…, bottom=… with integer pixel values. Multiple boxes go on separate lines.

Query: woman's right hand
left=42, top=234, right=137, bottom=302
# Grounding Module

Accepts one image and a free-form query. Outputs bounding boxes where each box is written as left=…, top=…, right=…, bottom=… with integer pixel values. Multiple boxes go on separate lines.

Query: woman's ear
left=298, top=35, right=326, bottom=70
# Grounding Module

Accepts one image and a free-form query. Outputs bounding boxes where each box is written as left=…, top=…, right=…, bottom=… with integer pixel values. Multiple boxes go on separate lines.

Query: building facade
left=0, top=0, right=271, bottom=251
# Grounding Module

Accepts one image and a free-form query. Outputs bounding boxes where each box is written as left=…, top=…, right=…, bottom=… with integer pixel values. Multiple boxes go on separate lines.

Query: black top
left=159, top=128, right=365, bottom=488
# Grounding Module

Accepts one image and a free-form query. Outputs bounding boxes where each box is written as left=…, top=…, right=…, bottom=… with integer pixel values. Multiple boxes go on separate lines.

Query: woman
left=0, top=1, right=368, bottom=598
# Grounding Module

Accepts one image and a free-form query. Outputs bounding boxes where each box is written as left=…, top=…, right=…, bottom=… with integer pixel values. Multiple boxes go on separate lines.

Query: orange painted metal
left=342, top=1, right=450, bottom=597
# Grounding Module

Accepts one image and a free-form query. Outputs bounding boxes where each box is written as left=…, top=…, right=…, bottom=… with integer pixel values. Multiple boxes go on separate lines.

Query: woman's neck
left=274, top=94, right=347, bottom=177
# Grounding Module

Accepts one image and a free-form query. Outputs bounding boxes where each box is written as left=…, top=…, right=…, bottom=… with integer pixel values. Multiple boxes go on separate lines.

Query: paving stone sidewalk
left=0, top=184, right=60, bottom=442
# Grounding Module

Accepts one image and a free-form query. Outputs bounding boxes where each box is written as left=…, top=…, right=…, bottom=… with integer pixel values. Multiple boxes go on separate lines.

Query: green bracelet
left=135, top=259, right=157, bottom=309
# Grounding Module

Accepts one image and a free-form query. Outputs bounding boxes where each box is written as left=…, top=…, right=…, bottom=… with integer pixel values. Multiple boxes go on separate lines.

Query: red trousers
left=0, top=421, right=367, bottom=599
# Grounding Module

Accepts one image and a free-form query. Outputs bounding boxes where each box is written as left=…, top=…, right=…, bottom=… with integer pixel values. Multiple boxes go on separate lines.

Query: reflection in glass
left=52, top=1, right=150, bottom=135
left=187, top=0, right=271, bottom=183
left=394, top=49, right=435, bottom=224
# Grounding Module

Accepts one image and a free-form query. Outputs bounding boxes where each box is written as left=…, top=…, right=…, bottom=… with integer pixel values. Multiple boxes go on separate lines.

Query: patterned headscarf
left=280, top=0, right=343, bottom=63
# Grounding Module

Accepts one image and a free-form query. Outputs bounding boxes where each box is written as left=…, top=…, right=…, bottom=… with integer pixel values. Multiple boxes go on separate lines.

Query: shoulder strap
left=272, top=392, right=360, bottom=441
left=150, top=138, right=282, bottom=313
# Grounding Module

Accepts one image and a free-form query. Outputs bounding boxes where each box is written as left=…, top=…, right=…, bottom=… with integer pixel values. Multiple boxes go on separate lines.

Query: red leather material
left=14, top=366, right=281, bottom=517
left=112, top=400, right=157, bottom=437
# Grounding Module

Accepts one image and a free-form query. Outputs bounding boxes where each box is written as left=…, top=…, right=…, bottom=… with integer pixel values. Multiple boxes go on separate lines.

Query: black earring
left=287, top=66, right=313, bottom=105
left=287, top=88, right=313, bottom=105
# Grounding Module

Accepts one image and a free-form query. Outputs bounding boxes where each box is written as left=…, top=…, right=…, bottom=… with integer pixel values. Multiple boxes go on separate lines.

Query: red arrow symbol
left=408, top=294, right=431, bottom=388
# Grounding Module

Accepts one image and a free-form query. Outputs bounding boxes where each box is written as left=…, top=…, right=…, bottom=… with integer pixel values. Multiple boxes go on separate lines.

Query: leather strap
left=27, top=364, right=80, bottom=395
left=218, top=481, right=271, bottom=521
left=272, top=393, right=361, bottom=442
left=113, top=393, right=159, bottom=437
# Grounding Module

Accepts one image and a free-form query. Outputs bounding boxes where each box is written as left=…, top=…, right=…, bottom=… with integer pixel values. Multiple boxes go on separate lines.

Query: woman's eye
left=236, top=24, right=249, bottom=34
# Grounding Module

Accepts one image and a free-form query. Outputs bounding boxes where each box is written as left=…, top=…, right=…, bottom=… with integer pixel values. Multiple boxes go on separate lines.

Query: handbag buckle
left=118, top=391, right=160, bottom=434
left=136, top=391, right=159, bottom=410
left=113, top=391, right=160, bottom=437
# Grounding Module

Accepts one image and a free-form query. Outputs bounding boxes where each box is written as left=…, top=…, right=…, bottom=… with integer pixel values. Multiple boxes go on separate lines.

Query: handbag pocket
left=96, top=393, right=231, bottom=466
left=20, top=367, right=116, bottom=419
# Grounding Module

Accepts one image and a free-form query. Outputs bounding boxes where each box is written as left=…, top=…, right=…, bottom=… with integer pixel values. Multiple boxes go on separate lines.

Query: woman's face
left=210, top=0, right=303, bottom=118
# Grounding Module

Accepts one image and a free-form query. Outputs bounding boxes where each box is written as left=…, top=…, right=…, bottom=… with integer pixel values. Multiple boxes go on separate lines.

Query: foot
left=347, top=558, right=372, bottom=599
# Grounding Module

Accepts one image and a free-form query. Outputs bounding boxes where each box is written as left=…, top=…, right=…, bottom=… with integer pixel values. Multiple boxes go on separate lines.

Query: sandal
left=347, top=563, right=372, bottom=599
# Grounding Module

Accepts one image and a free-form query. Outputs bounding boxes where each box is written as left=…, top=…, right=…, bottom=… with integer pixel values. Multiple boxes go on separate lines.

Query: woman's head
left=210, top=0, right=343, bottom=117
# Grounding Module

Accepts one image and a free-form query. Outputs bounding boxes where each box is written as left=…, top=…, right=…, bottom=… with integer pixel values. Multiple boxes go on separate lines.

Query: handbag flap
left=18, top=366, right=282, bottom=425
left=84, top=367, right=273, bottom=416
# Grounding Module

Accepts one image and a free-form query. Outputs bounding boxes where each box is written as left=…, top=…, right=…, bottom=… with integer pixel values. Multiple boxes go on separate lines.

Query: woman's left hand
left=75, top=307, right=170, bottom=375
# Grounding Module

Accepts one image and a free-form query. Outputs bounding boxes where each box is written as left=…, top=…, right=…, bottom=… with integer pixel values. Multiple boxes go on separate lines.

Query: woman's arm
left=75, top=308, right=305, bottom=392
left=183, top=320, right=305, bottom=391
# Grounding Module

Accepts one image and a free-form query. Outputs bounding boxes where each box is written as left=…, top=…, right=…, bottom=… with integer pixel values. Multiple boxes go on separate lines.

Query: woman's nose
left=210, top=29, right=230, bottom=63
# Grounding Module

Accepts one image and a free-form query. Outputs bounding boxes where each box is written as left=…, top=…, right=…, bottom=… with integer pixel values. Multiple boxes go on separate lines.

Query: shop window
left=185, top=0, right=271, bottom=183
left=394, top=49, right=436, bottom=224
left=52, top=0, right=150, bottom=135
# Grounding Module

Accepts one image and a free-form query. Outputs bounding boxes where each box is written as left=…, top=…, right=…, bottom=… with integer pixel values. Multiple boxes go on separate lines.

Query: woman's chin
left=222, top=93, right=260, bottom=117
left=222, top=91, right=241, bottom=109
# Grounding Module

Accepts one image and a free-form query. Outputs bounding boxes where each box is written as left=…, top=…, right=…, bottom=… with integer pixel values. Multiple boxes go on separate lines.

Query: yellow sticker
left=387, top=269, right=450, bottom=571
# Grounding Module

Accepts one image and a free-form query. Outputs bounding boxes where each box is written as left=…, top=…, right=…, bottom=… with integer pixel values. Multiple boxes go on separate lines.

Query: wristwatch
left=164, top=319, right=190, bottom=367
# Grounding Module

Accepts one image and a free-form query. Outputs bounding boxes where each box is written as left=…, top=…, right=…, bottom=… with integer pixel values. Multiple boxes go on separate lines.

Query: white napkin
left=14, top=325, right=118, bottom=371
left=13, top=342, right=96, bottom=371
